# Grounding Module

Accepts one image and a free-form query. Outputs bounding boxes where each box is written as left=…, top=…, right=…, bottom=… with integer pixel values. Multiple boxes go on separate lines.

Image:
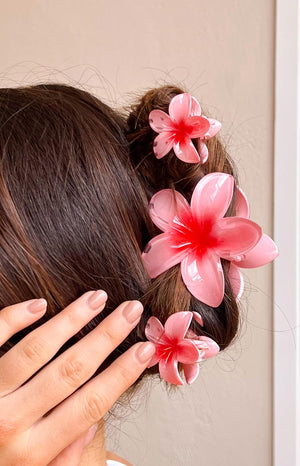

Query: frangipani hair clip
left=149, top=92, right=221, bottom=164
left=142, top=172, right=278, bottom=307
left=145, top=311, right=220, bottom=385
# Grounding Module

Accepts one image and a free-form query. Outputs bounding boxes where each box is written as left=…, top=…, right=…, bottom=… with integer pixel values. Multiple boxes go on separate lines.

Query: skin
left=78, top=420, right=132, bottom=466
left=0, top=290, right=155, bottom=465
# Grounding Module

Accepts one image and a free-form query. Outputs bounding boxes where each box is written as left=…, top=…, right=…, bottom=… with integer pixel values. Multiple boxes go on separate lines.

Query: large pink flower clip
left=142, top=172, right=279, bottom=307
left=145, top=311, right=220, bottom=385
left=149, top=92, right=221, bottom=164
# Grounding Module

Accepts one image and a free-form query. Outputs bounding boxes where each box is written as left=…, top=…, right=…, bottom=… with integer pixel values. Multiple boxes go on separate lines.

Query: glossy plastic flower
left=142, top=172, right=264, bottom=307
left=145, top=311, right=220, bottom=385
left=149, top=93, right=221, bottom=164
left=228, top=187, right=279, bottom=301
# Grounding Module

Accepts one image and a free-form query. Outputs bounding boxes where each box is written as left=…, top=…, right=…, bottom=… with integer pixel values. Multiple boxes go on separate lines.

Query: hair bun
left=126, top=85, right=236, bottom=203
left=126, top=85, right=241, bottom=353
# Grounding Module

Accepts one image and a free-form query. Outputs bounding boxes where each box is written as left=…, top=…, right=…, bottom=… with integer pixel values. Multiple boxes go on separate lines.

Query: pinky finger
left=47, top=424, right=98, bottom=466
left=0, top=299, right=47, bottom=347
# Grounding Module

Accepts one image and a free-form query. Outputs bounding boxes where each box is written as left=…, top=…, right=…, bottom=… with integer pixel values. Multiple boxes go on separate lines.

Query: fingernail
left=136, top=342, right=156, bottom=363
left=82, top=423, right=98, bottom=448
left=87, top=290, right=108, bottom=310
left=27, top=298, right=47, bottom=314
left=122, top=300, right=143, bottom=323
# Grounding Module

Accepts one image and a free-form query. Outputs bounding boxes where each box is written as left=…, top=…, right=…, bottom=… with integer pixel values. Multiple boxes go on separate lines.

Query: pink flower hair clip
left=145, top=311, right=220, bottom=385
left=149, top=92, right=221, bottom=164
left=142, top=172, right=278, bottom=307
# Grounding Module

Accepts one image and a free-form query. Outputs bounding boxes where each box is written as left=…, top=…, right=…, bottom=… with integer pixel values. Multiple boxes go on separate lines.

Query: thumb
left=47, top=423, right=98, bottom=466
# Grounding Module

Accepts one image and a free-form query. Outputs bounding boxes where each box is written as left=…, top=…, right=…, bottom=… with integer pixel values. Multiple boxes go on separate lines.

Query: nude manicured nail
left=123, top=301, right=143, bottom=323
left=27, top=298, right=47, bottom=314
left=87, top=290, right=108, bottom=310
left=136, top=342, right=156, bottom=363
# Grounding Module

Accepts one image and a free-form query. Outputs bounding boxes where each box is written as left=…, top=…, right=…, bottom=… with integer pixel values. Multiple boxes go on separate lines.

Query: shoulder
left=106, top=450, right=132, bottom=466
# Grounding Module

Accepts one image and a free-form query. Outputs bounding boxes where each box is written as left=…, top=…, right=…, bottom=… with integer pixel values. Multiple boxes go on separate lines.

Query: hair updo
left=0, top=83, right=240, bottom=390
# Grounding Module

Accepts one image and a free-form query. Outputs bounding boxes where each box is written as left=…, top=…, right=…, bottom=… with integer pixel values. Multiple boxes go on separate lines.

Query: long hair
left=0, top=84, right=239, bottom=387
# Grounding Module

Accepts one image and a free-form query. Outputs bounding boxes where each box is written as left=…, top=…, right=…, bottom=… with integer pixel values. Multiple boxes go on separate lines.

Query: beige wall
left=0, top=1, right=275, bottom=465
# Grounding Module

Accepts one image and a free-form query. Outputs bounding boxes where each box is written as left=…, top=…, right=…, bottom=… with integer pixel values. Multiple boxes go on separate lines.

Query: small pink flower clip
left=149, top=92, right=221, bottom=164
left=142, top=172, right=279, bottom=307
left=145, top=311, right=220, bottom=385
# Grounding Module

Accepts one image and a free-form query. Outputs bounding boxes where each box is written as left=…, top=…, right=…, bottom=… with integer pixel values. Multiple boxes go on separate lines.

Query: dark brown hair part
left=0, top=83, right=240, bottom=389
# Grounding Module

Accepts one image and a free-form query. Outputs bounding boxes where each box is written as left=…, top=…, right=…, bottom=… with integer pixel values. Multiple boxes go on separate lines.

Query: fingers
left=0, top=299, right=47, bottom=347
left=0, top=290, right=108, bottom=397
left=29, top=342, right=155, bottom=464
left=3, top=300, right=144, bottom=431
left=47, top=424, right=98, bottom=466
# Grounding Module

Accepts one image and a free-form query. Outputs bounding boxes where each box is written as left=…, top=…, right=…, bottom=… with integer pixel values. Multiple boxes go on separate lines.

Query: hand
left=0, top=291, right=155, bottom=465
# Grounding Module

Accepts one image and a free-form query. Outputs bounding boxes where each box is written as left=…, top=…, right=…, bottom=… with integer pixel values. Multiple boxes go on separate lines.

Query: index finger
left=27, top=341, right=155, bottom=464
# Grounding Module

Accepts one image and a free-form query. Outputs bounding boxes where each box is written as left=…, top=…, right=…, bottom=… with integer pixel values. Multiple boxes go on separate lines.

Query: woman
left=0, top=84, right=277, bottom=465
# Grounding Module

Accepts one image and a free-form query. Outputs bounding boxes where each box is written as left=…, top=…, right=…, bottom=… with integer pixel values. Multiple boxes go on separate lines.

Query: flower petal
left=173, top=136, right=201, bottom=163
left=235, top=186, right=250, bottom=218
left=228, top=263, right=244, bottom=301
left=145, top=316, right=165, bottom=343
left=183, top=363, right=200, bottom=384
left=187, top=116, right=210, bottom=138
left=198, top=336, right=220, bottom=359
left=214, top=217, right=262, bottom=260
left=191, top=173, right=234, bottom=223
left=192, top=311, right=204, bottom=327
left=190, top=96, right=202, bottom=116
left=153, top=132, right=174, bottom=159
left=235, top=233, right=279, bottom=268
left=142, top=232, right=188, bottom=278
left=159, top=357, right=184, bottom=385
left=197, top=140, right=209, bottom=163
left=149, top=189, right=191, bottom=232
left=168, top=93, right=191, bottom=123
left=181, top=250, right=224, bottom=307
left=149, top=110, right=173, bottom=132
left=164, top=311, right=193, bottom=341
left=176, top=340, right=200, bottom=363
left=204, top=118, right=222, bottom=139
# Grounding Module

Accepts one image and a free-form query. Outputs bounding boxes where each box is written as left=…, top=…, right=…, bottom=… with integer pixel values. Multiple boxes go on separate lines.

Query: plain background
left=0, top=1, right=275, bottom=465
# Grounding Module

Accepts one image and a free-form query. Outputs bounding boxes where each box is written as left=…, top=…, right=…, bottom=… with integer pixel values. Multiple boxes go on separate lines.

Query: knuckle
left=59, top=357, right=86, bottom=388
left=81, top=391, right=109, bottom=423
left=0, top=307, right=13, bottom=329
left=113, top=361, right=132, bottom=387
left=22, top=337, right=47, bottom=364
left=63, top=306, right=83, bottom=328
left=100, top=325, right=117, bottom=343
left=9, top=437, right=43, bottom=466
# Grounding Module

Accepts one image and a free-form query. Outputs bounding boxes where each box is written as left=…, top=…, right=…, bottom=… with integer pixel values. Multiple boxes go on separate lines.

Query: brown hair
left=0, top=83, right=239, bottom=388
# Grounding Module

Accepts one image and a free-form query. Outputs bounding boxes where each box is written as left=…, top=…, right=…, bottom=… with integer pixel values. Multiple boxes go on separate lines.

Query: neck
left=79, top=418, right=107, bottom=466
